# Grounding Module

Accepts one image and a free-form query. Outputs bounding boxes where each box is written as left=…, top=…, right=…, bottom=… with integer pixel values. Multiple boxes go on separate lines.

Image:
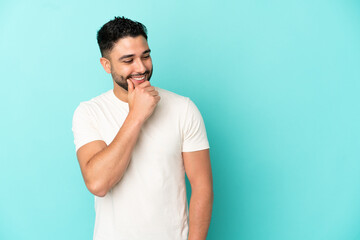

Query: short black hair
left=97, top=16, right=148, bottom=57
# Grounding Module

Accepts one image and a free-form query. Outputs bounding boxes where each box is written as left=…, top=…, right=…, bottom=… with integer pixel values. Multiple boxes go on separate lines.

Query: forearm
left=84, top=113, right=144, bottom=196
left=188, top=186, right=214, bottom=240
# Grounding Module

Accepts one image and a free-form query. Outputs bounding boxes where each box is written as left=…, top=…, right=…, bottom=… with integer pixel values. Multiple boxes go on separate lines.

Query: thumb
left=127, top=80, right=134, bottom=93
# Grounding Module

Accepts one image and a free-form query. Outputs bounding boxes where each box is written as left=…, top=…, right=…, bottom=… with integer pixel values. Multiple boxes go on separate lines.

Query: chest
left=95, top=103, right=183, bottom=157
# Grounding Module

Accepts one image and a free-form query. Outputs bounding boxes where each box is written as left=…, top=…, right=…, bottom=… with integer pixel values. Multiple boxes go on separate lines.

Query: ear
left=100, top=57, right=112, bottom=74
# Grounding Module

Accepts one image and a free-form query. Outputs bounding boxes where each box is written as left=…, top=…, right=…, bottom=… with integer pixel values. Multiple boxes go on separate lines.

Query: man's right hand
left=127, top=80, right=161, bottom=123
left=77, top=80, right=160, bottom=197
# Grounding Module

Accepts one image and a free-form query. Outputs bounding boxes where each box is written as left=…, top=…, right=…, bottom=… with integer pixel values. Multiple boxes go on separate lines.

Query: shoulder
left=74, top=90, right=114, bottom=114
left=156, top=87, right=190, bottom=106
left=154, top=88, right=204, bottom=118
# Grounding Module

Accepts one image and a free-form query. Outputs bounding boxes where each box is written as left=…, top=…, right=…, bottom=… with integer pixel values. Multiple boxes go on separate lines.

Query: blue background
left=1, top=0, right=360, bottom=239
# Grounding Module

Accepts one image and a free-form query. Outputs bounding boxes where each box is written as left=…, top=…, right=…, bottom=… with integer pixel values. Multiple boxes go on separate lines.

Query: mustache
left=129, top=71, right=150, bottom=78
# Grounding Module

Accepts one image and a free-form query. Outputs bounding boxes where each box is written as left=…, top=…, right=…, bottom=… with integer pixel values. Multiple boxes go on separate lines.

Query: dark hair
left=97, top=16, right=148, bottom=57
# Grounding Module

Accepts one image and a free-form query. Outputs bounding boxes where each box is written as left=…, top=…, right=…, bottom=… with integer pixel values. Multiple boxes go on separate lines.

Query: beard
left=112, top=67, right=153, bottom=91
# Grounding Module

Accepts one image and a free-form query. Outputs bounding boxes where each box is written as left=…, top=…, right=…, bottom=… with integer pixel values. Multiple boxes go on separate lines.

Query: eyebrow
left=119, top=49, right=151, bottom=61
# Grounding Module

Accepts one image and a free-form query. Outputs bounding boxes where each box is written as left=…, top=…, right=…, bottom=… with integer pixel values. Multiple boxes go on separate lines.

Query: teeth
left=131, top=75, right=145, bottom=81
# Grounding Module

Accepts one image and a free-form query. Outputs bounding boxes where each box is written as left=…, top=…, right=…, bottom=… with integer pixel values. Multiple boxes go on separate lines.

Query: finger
left=139, top=81, right=151, bottom=88
left=149, top=90, right=159, bottom=96
left=144, top=86, right=155, bottom=92
left=127, top=80, right=134, bottom=93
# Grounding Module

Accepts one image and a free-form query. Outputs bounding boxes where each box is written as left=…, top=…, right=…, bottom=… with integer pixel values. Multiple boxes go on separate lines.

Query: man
left=72, top=16, right=213, bottom=240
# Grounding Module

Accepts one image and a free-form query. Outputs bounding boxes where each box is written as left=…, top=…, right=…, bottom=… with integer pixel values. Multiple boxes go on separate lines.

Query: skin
left=76, top=35, right=213, bottom=240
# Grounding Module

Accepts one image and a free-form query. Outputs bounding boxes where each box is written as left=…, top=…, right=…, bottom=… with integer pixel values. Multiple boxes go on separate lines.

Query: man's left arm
left=183, top=149, right=213, bottom=240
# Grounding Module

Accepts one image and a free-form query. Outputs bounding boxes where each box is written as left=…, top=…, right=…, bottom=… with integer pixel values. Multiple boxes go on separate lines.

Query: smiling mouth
left=129, top=74, right=146, bottom=83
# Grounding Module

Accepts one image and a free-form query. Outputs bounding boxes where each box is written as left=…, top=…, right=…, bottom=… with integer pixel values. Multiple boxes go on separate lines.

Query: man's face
left=106, top=36, right=153, bottom=90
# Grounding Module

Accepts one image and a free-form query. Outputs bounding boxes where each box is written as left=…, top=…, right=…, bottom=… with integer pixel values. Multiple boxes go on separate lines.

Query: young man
left=72, top=17, right=213, bottom=240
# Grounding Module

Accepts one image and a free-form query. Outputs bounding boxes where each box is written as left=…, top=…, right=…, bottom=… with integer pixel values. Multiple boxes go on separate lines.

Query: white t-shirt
left=72, top=88, right=209, bottom=240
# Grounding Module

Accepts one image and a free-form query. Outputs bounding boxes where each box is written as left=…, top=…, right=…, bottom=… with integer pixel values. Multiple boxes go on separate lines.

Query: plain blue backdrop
left=1, top=0, right=360, bottom=239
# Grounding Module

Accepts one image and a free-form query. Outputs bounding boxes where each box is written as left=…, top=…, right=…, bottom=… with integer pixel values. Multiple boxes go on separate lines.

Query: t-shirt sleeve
left=182, top=98, right=210, bottom=152
left=72, top=103, right=103, bottom=152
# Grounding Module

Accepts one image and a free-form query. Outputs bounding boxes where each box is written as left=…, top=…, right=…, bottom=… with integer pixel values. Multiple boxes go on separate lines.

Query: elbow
left=194, top=184, right=214, bottom=203
left=207, top=186, right=214, bottom=203
left=86, top=180, right=109, bottom=197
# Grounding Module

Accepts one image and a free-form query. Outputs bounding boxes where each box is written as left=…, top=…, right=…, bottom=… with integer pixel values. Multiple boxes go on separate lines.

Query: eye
left=142, top=55, right=150, bottom=59
left=123, top=59, right=133, bottom=63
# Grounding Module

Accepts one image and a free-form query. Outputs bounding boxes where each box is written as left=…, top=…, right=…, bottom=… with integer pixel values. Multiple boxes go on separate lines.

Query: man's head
left=97, top=17, right=153, bottom=91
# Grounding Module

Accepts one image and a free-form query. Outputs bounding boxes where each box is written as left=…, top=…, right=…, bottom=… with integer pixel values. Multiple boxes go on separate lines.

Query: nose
left=134, top=58, right=146, bottom=73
